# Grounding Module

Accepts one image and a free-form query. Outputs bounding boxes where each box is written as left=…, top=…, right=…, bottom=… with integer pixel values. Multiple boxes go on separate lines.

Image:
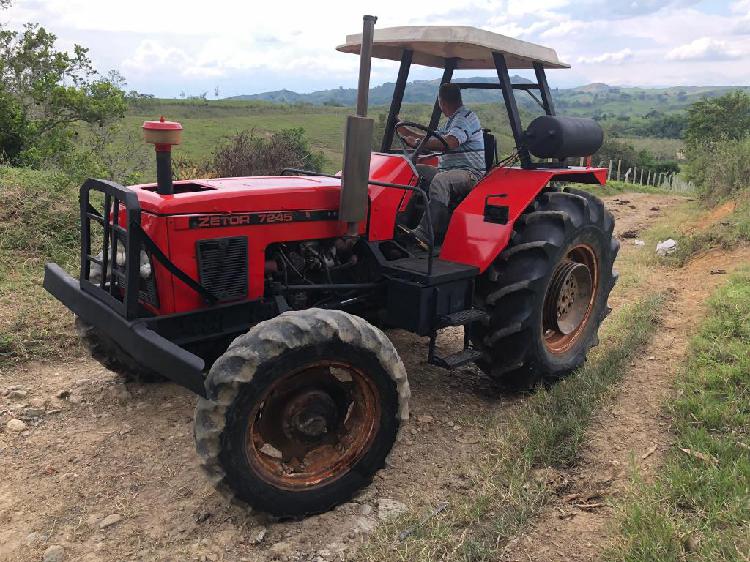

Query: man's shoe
left=396, top=224, right=432, bottom=251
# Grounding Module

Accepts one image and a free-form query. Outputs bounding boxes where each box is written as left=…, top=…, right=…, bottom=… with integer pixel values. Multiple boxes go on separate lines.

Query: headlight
left=115, top=240, right=126, bottom=267
left=139, top=250, right=152, bottom=278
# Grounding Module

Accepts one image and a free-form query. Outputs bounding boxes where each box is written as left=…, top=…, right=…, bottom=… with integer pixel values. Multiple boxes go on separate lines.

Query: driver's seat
left=482, top=129, right=498, bottom=172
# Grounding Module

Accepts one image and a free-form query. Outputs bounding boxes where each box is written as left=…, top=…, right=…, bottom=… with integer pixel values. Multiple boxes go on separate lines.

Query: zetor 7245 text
left=44, top=18, right=618, bottom=518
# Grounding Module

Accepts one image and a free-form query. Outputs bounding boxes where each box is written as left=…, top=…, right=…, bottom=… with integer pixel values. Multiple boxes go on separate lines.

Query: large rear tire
left=472, top=187, right=618, bottom=389
left=194, top=309, right=409, bottom=518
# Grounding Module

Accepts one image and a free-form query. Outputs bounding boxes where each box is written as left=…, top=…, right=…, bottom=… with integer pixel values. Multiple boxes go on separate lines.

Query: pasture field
left=121, top=99, right=679, bottom=176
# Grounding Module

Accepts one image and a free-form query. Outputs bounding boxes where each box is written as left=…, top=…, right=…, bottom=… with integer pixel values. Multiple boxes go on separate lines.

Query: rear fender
left=440, top=166, right=606, bottom=272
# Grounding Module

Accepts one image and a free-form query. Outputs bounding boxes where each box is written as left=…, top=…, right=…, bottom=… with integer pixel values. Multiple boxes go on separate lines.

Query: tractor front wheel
left=194, top=309, right=409, bottom=517
left=472, top=187, right=619, bottom=389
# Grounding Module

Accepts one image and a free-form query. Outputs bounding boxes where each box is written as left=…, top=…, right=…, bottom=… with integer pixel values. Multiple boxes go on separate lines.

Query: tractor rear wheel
left=194, top=308, right=409, bottom=517
left=472, top=187, right=618, bottom=390
left=75, top=319, right=165, bottom=383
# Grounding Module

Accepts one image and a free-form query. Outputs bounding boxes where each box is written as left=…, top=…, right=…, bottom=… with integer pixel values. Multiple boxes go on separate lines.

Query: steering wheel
left=394, top=121, right=450, bottom=164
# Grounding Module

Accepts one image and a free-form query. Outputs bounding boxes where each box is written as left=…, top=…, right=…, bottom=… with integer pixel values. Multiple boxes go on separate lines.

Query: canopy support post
left=381, top=49, right=413, bottom=152
left=493, top=52, right=531, bottom=169
left=428, top=57, right=457, bottom=131
left=533, top=62, right=555, bottom=116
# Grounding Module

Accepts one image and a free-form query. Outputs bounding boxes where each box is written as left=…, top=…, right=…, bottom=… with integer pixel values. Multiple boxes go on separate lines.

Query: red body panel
left=441, top=166, right=606, bottom=271
left=130, top=154, right=417, bottom=313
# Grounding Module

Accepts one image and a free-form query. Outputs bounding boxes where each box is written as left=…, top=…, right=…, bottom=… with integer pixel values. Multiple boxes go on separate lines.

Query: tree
left=684, top=90, right=750, bottom=151
left=0, top=18, right=127, bottom=165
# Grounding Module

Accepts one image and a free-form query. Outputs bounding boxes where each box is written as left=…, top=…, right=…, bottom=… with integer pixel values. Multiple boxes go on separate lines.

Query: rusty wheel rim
left=245, top=361, right=380, bottom=490
left=543, top=244, right=598, bottom=355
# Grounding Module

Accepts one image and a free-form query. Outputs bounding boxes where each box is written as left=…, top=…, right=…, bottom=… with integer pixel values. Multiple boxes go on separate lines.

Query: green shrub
left=686, top=138, right=750, bottom=203
left=210, top=128, right=325, bottom=177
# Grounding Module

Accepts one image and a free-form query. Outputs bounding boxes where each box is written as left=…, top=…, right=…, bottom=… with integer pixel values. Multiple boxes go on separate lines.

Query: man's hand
left=403, top=134, right=420, bottom=148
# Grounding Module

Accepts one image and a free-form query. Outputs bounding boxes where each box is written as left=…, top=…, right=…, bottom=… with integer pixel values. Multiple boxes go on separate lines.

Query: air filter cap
left=143, top=116, right=183, bottom=147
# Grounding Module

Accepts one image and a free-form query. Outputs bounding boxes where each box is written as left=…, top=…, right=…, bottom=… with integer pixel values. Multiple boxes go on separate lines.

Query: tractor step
left=438, top=308, right=489, bottom=328
left=429, top=347, right=483, bottom=369
left=428, top=308, right=487, bottom=369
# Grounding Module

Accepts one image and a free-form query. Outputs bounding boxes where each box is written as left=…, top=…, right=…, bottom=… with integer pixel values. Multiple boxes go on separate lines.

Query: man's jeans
left=413, top=165, right=480, bottom=244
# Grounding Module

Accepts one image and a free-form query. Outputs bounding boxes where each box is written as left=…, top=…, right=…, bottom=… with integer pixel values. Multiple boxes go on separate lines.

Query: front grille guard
left=80, top=179, right=145, bottom=320
left=80, top=179, right=218, bottom=321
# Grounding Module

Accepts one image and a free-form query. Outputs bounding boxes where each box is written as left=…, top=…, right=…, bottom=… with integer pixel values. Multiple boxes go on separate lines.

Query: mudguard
left=440, top=166, right=607, bottom=272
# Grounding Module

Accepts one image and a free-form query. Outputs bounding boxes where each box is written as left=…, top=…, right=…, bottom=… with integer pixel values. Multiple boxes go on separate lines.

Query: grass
left=647, top=197, right=750, bottom=268
left=358, top=293, right=666, bottom=561
left=0, top=166, right=82, bottom=368
left=580, top=179, right=678, bottom=197
left=605, top=268, right=750, bottom=562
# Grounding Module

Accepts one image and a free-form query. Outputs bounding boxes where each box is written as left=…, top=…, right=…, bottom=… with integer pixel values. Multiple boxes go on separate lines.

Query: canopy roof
left=336, top=26, right=569, bottom=70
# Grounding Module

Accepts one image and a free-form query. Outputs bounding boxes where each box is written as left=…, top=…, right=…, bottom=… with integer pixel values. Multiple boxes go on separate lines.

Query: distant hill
left=228, top=76, right=531, bottom=106
left=228, top=78, right=750, bottom=117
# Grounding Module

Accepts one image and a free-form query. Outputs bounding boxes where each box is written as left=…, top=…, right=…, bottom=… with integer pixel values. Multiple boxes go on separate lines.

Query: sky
left=2, top=0, right=749, bottom=97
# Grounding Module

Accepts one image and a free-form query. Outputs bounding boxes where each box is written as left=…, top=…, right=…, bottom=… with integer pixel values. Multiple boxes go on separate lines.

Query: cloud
left=4, top=0, right=750, bottom=95
left=552, top=0, right=701, bottom=20
left=122, top=40, right=224, bottom=79
left=540, top=20, right=591, bottom=39
left=666, top=37, right=743, bottom=61
left=577, top=48, right=635, bottom=64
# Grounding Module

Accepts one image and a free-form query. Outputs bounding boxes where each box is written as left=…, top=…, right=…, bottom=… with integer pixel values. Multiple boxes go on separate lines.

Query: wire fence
left=589, top=158, right=695, bottom=193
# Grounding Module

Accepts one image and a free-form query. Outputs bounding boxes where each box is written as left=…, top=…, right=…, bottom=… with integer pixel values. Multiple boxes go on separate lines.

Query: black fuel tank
left=523, top=116, right=604, bottom=160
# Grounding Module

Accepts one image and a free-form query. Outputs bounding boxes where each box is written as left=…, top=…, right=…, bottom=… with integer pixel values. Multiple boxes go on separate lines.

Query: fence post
left=640, top=168, right=644, bottom=184
left=608, top=160, right=613, bottom=180
left=616, top=160, right=622, bottom=181
left=647, top=171, right=651, bottom=185
left=633, top=166, right=637, bottom=184
left=624, top=168, right=631, bottom=183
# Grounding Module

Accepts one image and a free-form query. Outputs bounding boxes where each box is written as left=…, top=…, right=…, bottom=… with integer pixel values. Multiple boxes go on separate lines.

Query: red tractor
left=44, top=18, right=617, bottom=517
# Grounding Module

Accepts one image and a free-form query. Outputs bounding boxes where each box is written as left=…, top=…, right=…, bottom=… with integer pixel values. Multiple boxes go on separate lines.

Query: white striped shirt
left=438, top=106, right=485, bottom=175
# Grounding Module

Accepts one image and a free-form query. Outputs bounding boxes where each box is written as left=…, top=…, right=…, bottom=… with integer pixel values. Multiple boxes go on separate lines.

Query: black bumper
left=43, top=263, right=207, bottom=397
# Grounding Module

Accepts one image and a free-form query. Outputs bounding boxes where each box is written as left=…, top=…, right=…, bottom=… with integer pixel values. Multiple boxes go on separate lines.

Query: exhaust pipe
left=356, top=15, right=377, bottom=118
left=339, top=15, right=377, bottom=236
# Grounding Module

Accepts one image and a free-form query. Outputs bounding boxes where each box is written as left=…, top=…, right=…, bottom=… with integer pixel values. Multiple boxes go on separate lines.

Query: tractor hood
left=131, top=175, right=344, bottom=216
left=129, top=153, right=414, bottom=216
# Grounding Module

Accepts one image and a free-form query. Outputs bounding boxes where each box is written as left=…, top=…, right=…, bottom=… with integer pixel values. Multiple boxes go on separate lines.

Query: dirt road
left=0, top=192, right=728, bottom=562
left=501, top=245, right=750, bottom=562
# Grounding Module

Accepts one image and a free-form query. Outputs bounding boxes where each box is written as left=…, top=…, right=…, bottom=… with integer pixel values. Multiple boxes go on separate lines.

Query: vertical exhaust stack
left=339, top=15, right=377, bottom=237
left=143, top=116, right=183, bottom=195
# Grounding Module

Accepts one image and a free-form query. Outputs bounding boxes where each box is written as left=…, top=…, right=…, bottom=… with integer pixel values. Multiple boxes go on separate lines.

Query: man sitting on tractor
left=398, top=83, right=485, bottom=247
